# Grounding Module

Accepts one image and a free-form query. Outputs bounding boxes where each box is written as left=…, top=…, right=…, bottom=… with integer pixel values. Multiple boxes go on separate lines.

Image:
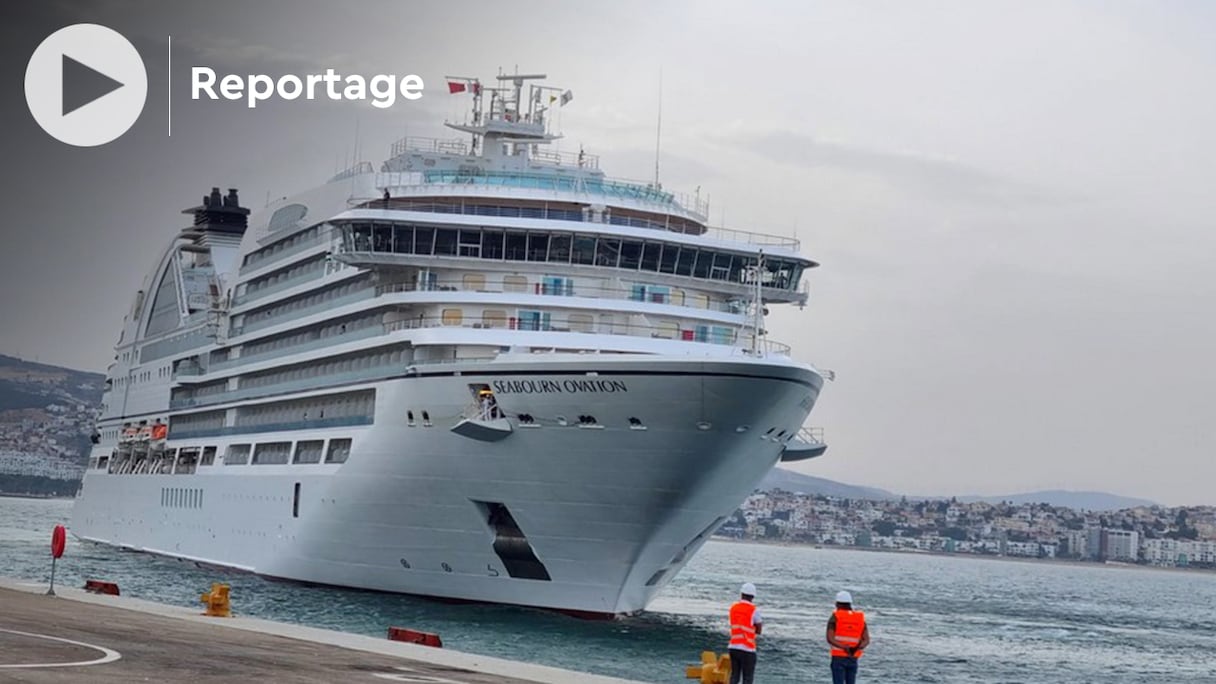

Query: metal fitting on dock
left=685, top=651, right=731, bottom=683
left=200, top=583, right=231, bottom=617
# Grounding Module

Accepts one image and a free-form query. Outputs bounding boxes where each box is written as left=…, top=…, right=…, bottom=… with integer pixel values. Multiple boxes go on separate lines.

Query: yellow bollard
left=685, top=650, right=731, bottom=684
left=199, top=582, right=231, bottom=617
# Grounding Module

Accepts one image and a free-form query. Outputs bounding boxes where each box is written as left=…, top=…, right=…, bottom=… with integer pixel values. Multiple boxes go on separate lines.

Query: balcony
left=168, top=415, right=372, bottom=440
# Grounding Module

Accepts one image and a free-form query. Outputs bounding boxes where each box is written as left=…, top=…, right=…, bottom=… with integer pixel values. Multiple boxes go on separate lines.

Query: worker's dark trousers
left=728, top=648, right=756, bottom=684
left=831, top=655, right=859, bottom=684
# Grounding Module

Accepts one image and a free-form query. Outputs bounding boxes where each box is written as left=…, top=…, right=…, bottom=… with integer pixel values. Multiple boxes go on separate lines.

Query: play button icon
left=25, top=24, right=147, bottom=147
left=62, top=54, right=125, bottom=116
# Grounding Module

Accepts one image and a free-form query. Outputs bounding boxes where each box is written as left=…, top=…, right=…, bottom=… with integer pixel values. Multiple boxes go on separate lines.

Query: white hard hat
left=835, top=590, right=853, bottom=604
left=740, top=582, right=757, bottom=596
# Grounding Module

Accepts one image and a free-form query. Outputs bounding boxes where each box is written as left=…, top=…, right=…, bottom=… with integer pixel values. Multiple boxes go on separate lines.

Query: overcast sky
left=2, top=1, right=1214, bottom=505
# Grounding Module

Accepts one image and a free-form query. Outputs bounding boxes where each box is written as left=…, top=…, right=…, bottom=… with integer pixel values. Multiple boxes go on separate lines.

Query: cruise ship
left=72, top=72, right=829, bottom=617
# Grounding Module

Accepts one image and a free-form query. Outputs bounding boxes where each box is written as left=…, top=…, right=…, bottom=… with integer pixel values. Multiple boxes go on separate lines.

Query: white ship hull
left=73, top=358, right=820, bottom=616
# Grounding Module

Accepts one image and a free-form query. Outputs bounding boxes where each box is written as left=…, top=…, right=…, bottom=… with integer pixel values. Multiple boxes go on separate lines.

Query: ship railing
left=739, top=335, right=793, bottom=356
left=381, top=315, right=792, bottom=358
left=168, top=415, right=373, bottom=441
left=329, top=161, right=375, bottom=182
left=345, top=195, right=793, bottom=251
left=233, top=266, right=326, bottom=306
left=209, top=325, right=383, bottom=373
left=701, top=225, right=799, bottom=249
left=240, top=231, right=329, bottom=275
left=374, top=171, right=709, bottom=221
left=374, top=279, right=751, bottom=315
left=389, top=136, right=470, bottom=158
left=530, top=148, right=601, bottom=170
left=169, top=363, right=399, bottom=410
left=236, top=287, right=377, bottom=336
left=796, top=426, right=825, bottom=445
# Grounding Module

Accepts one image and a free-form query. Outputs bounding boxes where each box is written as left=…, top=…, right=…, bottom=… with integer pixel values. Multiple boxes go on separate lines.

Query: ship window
left=458, top=230, right=482, bottom=257
left=225, top=444, right=250, bottom=466
left=541, top=276, right=573, bottom=296
left=675, top=248, right=696, bottom=276
left=595, top=238, right=621, bottom=267
left=434, top=228, right=458, bottom=256
left=325, top=438, right=352, bottom=464
left=620, top=241, right=643, bottom=270
left=414, top=227, right=435, bottom=255
left=547, top=234, right=571, bottom=263
left=481, top=230, right=504, bottom=260
left=692, top=250, right=713, bottom=279
left=200, top=447, right=216, bottom=466
left=505, top=232, right=528, bottom=261
left=293, top=440, right=324, bottom=464
left=393, top=225, right=413, bottom=253
left=572, top=236, right=596, bottom=265
left=658, top=244, right=679, bottom=274
left=442, top=309, right=464, bottom=326
left=482, top=309, right=507, bottom=328
left=517, top=310, right=551, bottom=332
left=462, top=273, right=486, bottom=291
left=527, top=233, right=549, bottom=261
left=711, top=253, right=733, bottom=280
left=253, top=442, right=291, bottom=465
left=373, top=223, right=394, bottom=251
left=733, top=255, right=756, bottom=284
left=293, top=482, right=300, bottom=518
left=568, top=312, right=594, bottom=333
left=503, top=275, right=528, bottom=293
left=407, top=410, right=415, bottom=426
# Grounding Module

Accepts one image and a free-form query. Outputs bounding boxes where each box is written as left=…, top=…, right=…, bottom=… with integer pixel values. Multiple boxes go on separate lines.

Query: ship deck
left=0, top=581, right=638, bottom=683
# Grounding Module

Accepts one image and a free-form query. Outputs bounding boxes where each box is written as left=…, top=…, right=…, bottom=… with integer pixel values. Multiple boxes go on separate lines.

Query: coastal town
left=717, top=488, right=1216, bottom=569
left=0, top=356, right=100, bottom=490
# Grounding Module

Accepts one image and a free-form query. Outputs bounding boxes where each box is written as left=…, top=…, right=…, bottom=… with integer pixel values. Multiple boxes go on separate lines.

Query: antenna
left=654, top=67, right=663, bottom=188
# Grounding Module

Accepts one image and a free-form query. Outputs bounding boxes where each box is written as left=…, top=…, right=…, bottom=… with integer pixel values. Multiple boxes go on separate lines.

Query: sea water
left=2, top=497, right=1213, bottom=683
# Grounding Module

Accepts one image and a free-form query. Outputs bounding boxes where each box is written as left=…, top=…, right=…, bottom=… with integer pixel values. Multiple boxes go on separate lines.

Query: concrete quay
left=0, top=579, right=641, bottom=683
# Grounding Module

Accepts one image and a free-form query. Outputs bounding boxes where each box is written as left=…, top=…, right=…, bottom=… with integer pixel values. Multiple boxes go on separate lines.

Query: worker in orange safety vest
left=727, top=582, right=763, bottom=684
left=826, top=590, right=870, bottom=684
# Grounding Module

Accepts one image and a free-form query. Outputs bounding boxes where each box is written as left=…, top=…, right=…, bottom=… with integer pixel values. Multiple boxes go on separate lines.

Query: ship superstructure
left=72, top=72, right=828, bottom=616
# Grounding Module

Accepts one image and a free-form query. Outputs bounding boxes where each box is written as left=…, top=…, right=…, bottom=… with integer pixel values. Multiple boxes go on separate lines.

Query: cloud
left=734, top=131, right=1071, bottom=208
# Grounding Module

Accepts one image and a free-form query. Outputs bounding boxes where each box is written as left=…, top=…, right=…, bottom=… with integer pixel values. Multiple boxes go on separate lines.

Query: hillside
left=758, top=468, right=1156, bottom=511
left=758, top=467, right=896, bottom=500
left=0, top=354, right=103, bottom=469
left=956, top=490, right=1157, bottom=511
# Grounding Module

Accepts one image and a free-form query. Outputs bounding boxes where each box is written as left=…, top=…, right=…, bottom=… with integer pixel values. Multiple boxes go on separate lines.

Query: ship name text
left=491, top=379, right=628, bottom=395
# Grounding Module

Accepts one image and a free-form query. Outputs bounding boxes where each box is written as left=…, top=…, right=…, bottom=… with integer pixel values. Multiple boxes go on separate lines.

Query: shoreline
left=711, top=536, right=1215, bottom=575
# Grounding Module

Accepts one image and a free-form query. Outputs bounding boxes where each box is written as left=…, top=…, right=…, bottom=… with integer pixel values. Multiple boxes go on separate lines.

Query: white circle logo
left=24, top=24, right=148, bottom=147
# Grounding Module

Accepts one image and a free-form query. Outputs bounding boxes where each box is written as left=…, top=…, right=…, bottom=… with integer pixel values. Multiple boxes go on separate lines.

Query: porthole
left=696, top=421, right=712, bottom=431
left=407, top=410, right=415, bottom=426
left=735, top=425, right=751, bottom=433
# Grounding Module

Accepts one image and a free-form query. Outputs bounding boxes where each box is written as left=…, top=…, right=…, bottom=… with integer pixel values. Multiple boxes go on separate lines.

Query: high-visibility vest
left=830, top=609, right=866, bottom=658
left=729, top=600, right=758, bottom=651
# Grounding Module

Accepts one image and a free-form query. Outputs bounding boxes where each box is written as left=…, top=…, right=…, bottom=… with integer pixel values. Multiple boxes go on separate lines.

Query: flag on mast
left=560, top=89, right=574, bottom=106
left=447, top=79, right=480, bottom=94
